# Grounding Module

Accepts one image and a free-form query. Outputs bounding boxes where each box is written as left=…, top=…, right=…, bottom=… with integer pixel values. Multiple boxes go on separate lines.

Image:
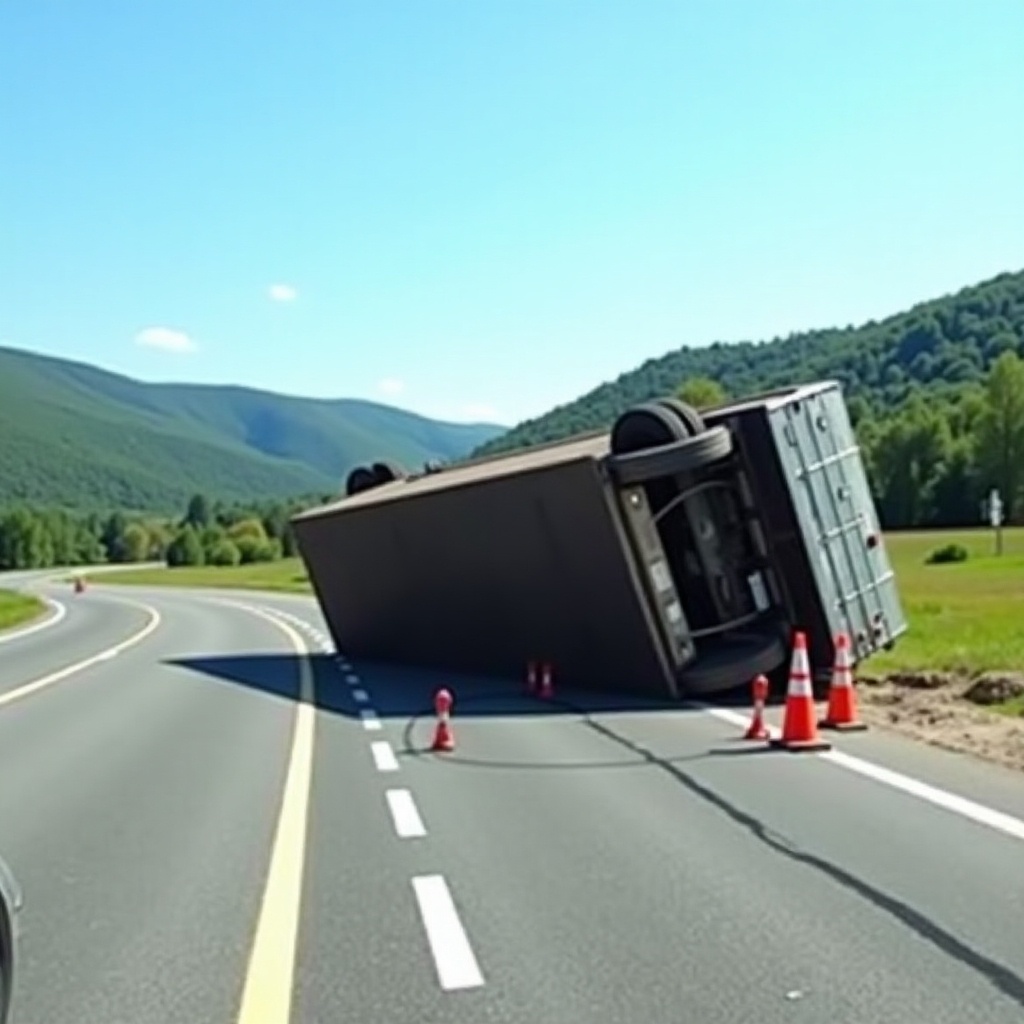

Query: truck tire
left=678, top=630, right=788, bottom=696
left=610, top=402, right=690, bottom=456
left=345, top=466, right=377, bottom=496
left=606, top=426, right=733, bottom=486
left=654, top=397, right=706, bottom=437
left=371, top=460, right=406, bottom=485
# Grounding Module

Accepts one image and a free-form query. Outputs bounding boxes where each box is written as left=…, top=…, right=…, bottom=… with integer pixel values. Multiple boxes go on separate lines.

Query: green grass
left=870, top=526, right=1024, bottom=675
left=97, top=526, right=1024, bottom=676
left=0, top=588, right=47, bottom=633
left=96, top=558, right=313, bottom=594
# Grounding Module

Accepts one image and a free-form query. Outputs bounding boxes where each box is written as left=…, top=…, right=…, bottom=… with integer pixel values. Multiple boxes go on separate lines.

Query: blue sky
left=2, top=1, right=1022, bottom=426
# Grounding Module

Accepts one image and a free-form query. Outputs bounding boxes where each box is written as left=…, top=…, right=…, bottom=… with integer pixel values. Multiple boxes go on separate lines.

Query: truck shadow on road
left=164, top=651, right=758, bottom=719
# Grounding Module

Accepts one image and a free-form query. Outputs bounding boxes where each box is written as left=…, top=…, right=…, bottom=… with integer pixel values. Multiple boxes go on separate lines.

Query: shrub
left=206, top=539, right=241, bottom=567
left=925, top=543, right=969, bottom=565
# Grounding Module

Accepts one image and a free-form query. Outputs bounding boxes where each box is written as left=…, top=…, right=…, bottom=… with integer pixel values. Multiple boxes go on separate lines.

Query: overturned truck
left=292, top=380, right=907, bottom=698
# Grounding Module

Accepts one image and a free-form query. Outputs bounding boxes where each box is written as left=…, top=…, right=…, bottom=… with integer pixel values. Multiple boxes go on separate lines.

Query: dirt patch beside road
left=856, top=671, right=1024, bottom=773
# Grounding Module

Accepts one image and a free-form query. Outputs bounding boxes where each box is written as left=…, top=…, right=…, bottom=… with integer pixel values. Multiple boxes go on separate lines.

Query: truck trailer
left=291, top=380, right=906, bottom=699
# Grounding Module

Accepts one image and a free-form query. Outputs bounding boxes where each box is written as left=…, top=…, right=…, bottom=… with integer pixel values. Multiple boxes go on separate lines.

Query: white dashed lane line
left=386, top=788, right=427, bottom=838
left=413, top=875, right=485, bottom=991
left=360, top=709, right=382, bottom=731
left=370, top=741, right=400, bottom=773
left=250, top=604, right=489, bottom=994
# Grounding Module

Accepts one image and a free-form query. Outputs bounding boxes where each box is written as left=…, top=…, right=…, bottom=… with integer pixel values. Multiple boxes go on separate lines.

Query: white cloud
left=134, top=327, right=197, bottom=353
left=268, top=283, right=298, bottom=302
left=377, top=377, right=406, bottom=396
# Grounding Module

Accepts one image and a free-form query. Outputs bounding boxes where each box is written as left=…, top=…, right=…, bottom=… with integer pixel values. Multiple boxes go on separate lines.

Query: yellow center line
left=231, top=604, right=317, bottom=1024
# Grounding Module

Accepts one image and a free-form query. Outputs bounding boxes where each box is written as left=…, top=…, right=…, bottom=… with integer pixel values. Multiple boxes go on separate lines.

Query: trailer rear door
left=770, top=385, right=907, bottom=662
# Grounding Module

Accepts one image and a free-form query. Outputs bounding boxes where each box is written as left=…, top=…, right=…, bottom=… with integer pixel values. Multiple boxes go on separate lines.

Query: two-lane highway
left=1, top=582, right=1024, bottom=1022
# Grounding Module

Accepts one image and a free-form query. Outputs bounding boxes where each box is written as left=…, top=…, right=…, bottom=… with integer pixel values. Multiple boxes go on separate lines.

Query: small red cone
left=820, top=632, right=867, bottom=731
left=770, top=631, right=831, bottom=752
left=745, top=674, right=771, bottom=740
left=431, top=687, right=455, bottom=752
left=431, top=717, right=455, bottom=752
left=538, top=663, right=554, bottom=699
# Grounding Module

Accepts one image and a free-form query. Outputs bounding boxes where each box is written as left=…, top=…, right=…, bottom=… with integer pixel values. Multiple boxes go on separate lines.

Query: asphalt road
left=1, top=581, right=1023, bottom=1023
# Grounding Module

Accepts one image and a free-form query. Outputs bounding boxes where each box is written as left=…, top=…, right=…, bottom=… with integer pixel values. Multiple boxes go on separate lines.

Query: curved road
left=0, top=580, right=1023, bottom=1022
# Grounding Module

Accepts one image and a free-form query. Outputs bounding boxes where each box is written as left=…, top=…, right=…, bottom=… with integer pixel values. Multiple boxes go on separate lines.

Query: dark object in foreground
left=0, top=852, right=22, bottom=1024
left=293, top=381, right=906, bottom=699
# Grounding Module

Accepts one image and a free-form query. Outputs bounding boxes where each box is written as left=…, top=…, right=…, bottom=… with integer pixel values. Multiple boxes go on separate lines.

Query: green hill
left=473, top=269, right=1024, bottom=457
left=0, top=346, right=505, bottom=511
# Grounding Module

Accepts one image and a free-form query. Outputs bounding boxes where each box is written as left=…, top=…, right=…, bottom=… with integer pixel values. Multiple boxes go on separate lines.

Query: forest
left=2, top=270, right=1022, bottom=569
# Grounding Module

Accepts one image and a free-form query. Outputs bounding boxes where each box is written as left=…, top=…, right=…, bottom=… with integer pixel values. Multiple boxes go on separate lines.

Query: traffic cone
left=526, top=661, right=538, bottom=695
left=820, top=632, right=867, bottom=731
left=770, top=631, right=831, bottom=752
left=431, top=687, right=456, bottom=752
left=744, top=674, right=770, bottom=740
left=538, top=663, right=554, bottom=699
left=431, top=716, right=455, bottom=752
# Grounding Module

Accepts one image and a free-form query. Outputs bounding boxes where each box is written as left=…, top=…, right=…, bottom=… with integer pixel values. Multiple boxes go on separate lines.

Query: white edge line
left=0, top=596, right=67, bottom=645
left=701, top=705, right=1024, bottom=844
left=386, top=788, right=427, bottom=838
left=0, top=601, right=161, bottom=710
left=370, top=741, right=400, bottom=772
left=412, top=875, right=485, bottom=990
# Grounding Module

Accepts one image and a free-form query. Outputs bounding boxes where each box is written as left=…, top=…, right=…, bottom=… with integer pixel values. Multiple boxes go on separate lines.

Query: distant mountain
left=473, top=269, right=1024, bottom=457
left=0, top=346, right=505, bottom=511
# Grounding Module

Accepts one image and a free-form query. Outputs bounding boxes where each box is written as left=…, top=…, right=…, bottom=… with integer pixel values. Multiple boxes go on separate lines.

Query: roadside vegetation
left=96, top=558, right=311, bottom=594
left=0, top=589, right=47, bottom=634
left=475, top=271, right=1024, bottom=531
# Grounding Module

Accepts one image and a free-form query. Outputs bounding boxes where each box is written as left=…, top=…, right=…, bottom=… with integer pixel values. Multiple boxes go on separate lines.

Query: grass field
left=96, top=527, right=1024, bottom=674
left=0, top=589, right=48, bottom=634
left=869, top=526, right=1024, bottom=675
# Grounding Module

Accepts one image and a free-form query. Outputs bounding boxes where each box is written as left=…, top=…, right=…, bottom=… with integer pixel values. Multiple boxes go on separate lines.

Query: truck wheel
left=345, top=466, right=377, bottom=496
left=654, top=397, right=706, bottom=436
left=678, top=630, right=788, bottom=695
left=610, top=402, right=689, bottom=456
left=606, top=426, right=733, bottom=486
left=371, top=460, right=406, bottom=485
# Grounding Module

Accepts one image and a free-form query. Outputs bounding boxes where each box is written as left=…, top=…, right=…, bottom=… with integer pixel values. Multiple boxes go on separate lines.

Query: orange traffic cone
left=744, top=674, right=771, bottom=740
left=820, top=632, right=867, bottom=731
left=538, top=663, right=554, bottom=699
left=770, top=631, right=831, bottom=752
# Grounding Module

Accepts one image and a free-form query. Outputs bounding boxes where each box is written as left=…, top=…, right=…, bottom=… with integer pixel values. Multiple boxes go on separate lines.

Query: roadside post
left=985, top=488, right=1004, bottom=557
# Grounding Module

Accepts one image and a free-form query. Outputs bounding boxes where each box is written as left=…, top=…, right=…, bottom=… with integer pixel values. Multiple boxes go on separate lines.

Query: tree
left=974, top=351, right=1024, bottom=521
left=183, top=493, right=213, bottom=530
left=207, top=539, right=241, bottom=566
left=165, top=525, right=205, bottom=567
left=228, top=518, right=268, bottom=543
left=101, top=511, right=130, bottom=562
left=676, top=377, right=728, bottom=410
left=121, top=523, right=151, bottom=563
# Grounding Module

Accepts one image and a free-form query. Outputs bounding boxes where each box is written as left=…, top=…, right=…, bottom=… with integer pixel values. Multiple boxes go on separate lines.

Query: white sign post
left=987, top=488, right=1004, bottom=556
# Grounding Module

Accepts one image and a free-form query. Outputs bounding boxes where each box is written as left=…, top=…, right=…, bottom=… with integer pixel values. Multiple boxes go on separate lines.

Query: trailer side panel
left=294, top=457, right=675, bottom=696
